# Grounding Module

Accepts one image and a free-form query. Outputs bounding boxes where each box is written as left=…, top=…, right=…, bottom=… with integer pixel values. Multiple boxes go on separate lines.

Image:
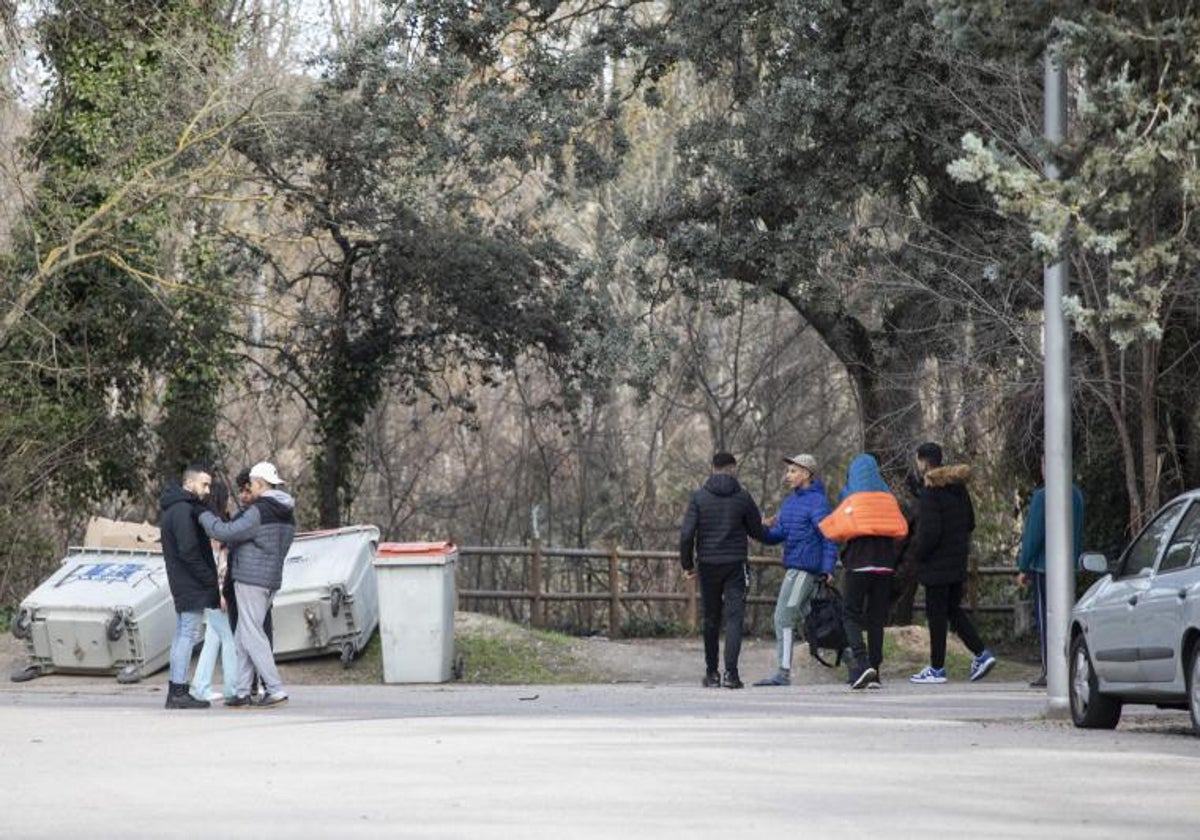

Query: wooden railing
left=456, top=544, right=1020, bottom=637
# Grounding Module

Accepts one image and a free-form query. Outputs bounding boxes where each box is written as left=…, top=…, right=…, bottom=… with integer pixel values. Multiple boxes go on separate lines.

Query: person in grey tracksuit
left=199, top=461, right=295, bottom=708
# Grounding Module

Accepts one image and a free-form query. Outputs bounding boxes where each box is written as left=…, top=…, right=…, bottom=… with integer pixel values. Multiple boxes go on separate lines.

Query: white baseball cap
left=249, top=461, right=285, bottom=486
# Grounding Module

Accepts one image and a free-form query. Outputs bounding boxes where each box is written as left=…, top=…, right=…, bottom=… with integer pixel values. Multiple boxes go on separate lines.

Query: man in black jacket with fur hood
left=159, top=463, right=220, bottom=709
left=680, top=452, right=767, bottom=689
left=906, top=442, right=997, bottom=685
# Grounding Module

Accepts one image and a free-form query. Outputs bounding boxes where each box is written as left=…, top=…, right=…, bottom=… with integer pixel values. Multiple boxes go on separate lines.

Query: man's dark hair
left=712, top=451, right=737, bottom=469
left=916, top=442, right=943, bottom=467
left=182, top=462, right=211, bottom=482
left=235, top=467, right=252, bottom=490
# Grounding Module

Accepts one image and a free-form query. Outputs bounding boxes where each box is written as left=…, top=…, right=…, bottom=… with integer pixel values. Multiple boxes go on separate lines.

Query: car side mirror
left=1079, top=553, right=1109, bottom=574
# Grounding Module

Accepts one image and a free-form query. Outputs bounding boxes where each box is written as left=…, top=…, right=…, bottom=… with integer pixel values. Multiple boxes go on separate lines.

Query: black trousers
left=699, top=562, right=748, bottom=673
left=842, top=571, right=892, bottom=670
left=924, top=581, right=985, bottom=668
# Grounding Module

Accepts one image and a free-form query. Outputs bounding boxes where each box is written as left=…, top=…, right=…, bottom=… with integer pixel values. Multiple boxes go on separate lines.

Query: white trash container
left=10, top=547, right=175, bottom=683
left=373, top=541, right=457, bottom=683
left=270, top=525, right=381, bottom=665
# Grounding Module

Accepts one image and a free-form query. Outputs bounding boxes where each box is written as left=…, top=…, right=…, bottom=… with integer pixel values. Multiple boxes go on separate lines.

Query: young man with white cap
left=754, top=453, right=837, bottom=686
left=198, top=461, right=296, bottom=708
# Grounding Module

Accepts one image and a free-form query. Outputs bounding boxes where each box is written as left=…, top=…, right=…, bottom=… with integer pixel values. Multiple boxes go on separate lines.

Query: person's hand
left=822, top=573, right=834, bottom=585
left=219, top=594, right=228, bottom=612
left=1015, top=572, right=1030, bottom=588
left=764, top=513, right=778, bottom=528
left=683, top=568, right=697, bottom=581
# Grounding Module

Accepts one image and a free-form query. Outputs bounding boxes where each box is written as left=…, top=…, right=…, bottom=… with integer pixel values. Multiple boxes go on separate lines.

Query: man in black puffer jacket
left=906, top=442, right=997, bottom=685
left=680, top=452, right=767, bottom=689
left=159, top=463, right=220, bottom=709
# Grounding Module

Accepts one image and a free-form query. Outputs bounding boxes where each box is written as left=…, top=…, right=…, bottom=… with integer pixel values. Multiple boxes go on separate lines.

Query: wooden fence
left=456, top=543, right=1022, bottom=638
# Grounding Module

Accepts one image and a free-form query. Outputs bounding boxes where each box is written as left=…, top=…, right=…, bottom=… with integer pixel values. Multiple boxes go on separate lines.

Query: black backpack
left=804, top=581, right=848, bottom=668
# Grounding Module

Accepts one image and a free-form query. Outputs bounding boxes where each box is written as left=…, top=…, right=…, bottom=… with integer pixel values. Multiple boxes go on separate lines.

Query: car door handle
left=1128, top=595, right=1139, bottom=605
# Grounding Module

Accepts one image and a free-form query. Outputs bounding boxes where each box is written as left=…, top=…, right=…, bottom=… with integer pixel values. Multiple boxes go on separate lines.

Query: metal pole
left=1043, top=46, right=1073, bottom=715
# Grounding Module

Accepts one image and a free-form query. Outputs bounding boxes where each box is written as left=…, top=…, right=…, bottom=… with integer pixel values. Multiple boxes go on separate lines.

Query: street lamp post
left=1042, top=46, right=1073, bottom=715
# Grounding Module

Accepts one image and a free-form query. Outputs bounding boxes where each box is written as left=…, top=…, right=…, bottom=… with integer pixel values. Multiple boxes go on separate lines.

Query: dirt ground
left=1, top=612, right=1034, bottom=690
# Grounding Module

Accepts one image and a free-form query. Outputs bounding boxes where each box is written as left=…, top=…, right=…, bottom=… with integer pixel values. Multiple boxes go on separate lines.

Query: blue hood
left=840, top=454, right=889, bottom=501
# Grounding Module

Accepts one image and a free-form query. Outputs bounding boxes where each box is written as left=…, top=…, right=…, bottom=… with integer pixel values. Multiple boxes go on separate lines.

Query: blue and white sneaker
left=970, top=650, right=997, bottom=682
left=909, top=665, right=947, bottom=684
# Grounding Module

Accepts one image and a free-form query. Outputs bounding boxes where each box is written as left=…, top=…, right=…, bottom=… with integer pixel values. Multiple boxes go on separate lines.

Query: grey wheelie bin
left=270, top=525, right=381, bottom=665
left=10, top=547, right=175, bottom=683
left=373, top=541, right=457, bottom=683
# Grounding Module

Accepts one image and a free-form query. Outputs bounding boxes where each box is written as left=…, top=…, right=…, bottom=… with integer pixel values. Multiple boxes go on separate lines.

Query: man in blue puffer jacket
left=754, top=453, right=838, bottom=686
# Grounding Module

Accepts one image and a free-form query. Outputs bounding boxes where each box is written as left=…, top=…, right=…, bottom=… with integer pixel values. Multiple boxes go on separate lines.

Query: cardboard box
left=83, top=517, right=162, bottom=551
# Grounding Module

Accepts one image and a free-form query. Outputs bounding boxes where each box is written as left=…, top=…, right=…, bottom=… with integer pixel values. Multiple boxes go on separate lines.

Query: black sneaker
left=1029, top=673, right=1047, bottom=688
left=225, top=694, right=253, bottom=708
left=723, top=671, right=744, bottom=690
left=254, top=691, right=289, bottom=709
left=851, top=667, right=878, bottom=691
left=702, top=671, right=721, bottom=688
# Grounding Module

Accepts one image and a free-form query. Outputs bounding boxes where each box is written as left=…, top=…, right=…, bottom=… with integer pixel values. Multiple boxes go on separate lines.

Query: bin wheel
left=453, top=653, right=466, bottom=681
left=11, top=609, right=31, bottom=640
left=116, top=665, right=142, bottom=684
left=340, top=641, right=356, bottom=667
left=10, top=663, right=42, bottom=683
left=330, top=588, right=344, bottom=618
left=106, top=613, right=125, bottom=641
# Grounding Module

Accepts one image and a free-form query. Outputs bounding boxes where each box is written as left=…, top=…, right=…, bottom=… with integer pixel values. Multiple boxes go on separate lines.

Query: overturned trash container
left=373, top=542, right=457, bottom=683
left=11, top=547, right=175, bottom=683
left=271, top=525, right=381, bottom=666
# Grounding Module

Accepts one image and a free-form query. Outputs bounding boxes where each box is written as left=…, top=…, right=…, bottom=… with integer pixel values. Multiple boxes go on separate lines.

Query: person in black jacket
left=906, top=442, right=997, bottom=684
left=680, top=452, right=767, bottom=689
left=159, top=463, right=220, bottom=709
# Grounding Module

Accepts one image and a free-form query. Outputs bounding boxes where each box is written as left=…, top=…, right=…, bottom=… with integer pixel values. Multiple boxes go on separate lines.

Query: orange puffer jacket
left=818, top=491, right=908, bottom=543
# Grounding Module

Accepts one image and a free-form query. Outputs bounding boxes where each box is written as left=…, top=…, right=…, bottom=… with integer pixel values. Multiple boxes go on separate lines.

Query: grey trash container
left=270, top=525, right=381, bottom=665
left=373, top=541, right=457, bottom=683
left=11, top=547, right=175, bottom=683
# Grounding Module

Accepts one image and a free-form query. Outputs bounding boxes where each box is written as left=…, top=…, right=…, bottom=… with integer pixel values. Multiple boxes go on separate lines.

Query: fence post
left=530, top=539, right=543, bottom=628
left=608, top=543, right=622, bottom=639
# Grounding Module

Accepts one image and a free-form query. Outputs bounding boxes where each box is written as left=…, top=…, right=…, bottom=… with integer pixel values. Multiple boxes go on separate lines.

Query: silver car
left=1069, top=489, right=1200, bottom=734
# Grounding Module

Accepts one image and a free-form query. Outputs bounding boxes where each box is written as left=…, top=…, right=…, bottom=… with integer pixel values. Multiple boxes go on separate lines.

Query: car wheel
left=1188, top=643, right=1200, bottom=737
left=1069, top=634, right=1122, bottom=729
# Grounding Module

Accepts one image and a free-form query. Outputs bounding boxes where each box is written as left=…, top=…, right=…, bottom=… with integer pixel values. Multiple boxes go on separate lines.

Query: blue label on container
left=77, top=563, right=143, bottom=582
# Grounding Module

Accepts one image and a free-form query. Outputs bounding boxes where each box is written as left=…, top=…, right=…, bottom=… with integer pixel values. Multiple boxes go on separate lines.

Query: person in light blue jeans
left=190, top=555, right=239, bottom=702
left=169, top=610, right=205, bottom=684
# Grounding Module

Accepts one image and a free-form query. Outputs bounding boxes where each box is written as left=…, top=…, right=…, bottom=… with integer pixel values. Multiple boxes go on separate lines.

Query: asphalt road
left=2, top=680, right=1197, bottom=838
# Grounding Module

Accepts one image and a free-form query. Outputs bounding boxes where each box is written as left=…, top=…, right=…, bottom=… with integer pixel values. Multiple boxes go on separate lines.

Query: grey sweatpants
left=772, top=569, right=819, bottom=671
left=233, top=581, right=284, bottom=696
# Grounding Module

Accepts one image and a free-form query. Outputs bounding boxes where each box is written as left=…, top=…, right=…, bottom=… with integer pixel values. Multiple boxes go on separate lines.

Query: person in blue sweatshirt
left=1015, top=453, right=1085, bottom=688
left=753, top=453, right=838, bottom=687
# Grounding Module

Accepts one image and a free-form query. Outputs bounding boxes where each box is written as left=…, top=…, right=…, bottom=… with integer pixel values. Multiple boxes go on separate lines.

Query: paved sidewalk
left=1, top=681, right=1197, bottom=838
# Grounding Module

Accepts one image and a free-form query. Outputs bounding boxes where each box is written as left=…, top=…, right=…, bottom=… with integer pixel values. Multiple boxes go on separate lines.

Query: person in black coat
left=159, top=463, right=220, bottom=709
left=680, top=451, right=767, bottom=689
left=906, top=442, right=997, bottom=684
